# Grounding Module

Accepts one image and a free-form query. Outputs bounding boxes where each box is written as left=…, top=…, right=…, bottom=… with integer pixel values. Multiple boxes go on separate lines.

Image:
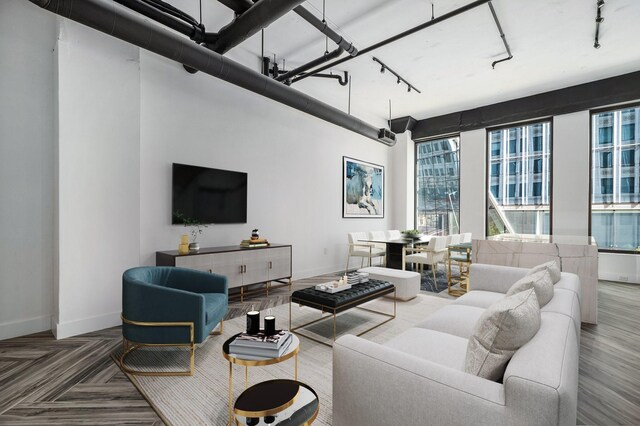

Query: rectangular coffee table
left=289, top=279, right=396, bottom=346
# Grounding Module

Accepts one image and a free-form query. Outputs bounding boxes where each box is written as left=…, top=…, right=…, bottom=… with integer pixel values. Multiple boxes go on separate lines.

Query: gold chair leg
left=432, top=263, right=437, bottom=285
left=211, top=320, right=224, bottom=335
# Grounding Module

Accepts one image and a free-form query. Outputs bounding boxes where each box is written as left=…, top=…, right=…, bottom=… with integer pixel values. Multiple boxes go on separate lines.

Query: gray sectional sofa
left=333, top=263, right=581, bottom=426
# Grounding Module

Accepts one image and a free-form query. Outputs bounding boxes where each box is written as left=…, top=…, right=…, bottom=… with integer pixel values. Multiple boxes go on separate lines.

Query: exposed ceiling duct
left=207, top=0, right=307, bottom=55
left=216, top=0, right=359, bottom=56
left=28, top=0, right=395, bottom=146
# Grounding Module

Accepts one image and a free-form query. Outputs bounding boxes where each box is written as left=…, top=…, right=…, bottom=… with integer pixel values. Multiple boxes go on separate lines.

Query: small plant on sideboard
left=174, top=211, right=209, bottom=252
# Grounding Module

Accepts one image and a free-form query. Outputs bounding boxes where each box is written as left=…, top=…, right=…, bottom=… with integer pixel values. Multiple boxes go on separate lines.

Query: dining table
left=358, top=235, right=432, bottom=270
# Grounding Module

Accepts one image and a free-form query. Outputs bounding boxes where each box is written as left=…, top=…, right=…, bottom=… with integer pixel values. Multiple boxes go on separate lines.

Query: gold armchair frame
left=120, top=314, right=223, bottom=376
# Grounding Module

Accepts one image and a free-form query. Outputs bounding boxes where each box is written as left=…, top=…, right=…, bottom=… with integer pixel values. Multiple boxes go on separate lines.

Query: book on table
left=240, top=239, right=270, bottom=248
left=231, top=330, right=290, bottom=348
left=229, top=333, right=293, bottom=358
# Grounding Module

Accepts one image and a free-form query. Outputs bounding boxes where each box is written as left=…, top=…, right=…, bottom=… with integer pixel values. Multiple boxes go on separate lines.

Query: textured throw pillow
left=465, top=288, right=541, bottom=381
left=506, top=269, right=554, bottom=307
left=530, top=260, right=561, bottom=284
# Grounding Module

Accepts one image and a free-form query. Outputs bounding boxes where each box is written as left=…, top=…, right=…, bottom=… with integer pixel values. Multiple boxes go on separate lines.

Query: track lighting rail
left=372, top=57, right=421, bottom=94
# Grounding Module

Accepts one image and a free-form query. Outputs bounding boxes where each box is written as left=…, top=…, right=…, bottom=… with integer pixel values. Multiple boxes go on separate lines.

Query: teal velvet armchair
left=121, top=266, right=228, bottom=376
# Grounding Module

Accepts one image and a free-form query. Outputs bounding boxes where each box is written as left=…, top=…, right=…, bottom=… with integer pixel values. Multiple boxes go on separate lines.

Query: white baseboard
left=53, top=311, right=121, bottom=340
left=0, top=315, right=52, bottom=341
left=598, top=271, right=640, bottom=284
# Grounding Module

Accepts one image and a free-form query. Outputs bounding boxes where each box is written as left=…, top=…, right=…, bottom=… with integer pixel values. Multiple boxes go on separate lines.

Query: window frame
left=485, top=117, right=554, bottom=238
left=589, top=101, right=640, bottom=254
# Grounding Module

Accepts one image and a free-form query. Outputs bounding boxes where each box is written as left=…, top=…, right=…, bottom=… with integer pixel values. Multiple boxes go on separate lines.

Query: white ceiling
left=181, top=0, right=640, bottom=126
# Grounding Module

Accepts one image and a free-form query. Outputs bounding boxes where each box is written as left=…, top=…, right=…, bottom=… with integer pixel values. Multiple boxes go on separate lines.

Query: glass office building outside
left=415, top=137, right=460, bottom=236
left=487, top=121, right=552, bottom=236
left=591, top=106, right=640, bottom=250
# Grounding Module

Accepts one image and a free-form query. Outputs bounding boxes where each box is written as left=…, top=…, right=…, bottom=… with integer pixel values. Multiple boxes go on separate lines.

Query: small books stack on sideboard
left=228, top=330, right=292, bottom=359
left=240, top=238, right=270, bottom=248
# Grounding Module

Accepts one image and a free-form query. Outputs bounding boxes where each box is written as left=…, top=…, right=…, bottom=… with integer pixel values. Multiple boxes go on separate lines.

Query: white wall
left=389, top=132, right=414, bottom=230
left=139, top=51, right=391, bottom=279
left=459, top=129, right=486, bottom=238
left=0, top=1, right=55, bottom=340
left=54, top=20, right=141, bottom=338
left=553, top=111, right=590, bottom=236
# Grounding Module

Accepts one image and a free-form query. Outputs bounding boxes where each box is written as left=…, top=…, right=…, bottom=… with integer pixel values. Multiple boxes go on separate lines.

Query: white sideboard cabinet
left=156, top=244, right=292, bottom=300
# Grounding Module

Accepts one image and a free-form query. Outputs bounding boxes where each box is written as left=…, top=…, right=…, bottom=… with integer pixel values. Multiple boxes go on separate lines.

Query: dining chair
left=346, top=232, right=386, bottom=271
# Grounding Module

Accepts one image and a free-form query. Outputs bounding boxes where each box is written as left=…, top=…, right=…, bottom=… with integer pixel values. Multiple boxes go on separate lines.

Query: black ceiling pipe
left=114, top=0, right=205, bottom=43
left=27, top=0, right=394, bottom=146
left=276, top=46, right=343, bottom=83
left=217, top=0, right=253, bottom=15
left=293, top=6, right=358, bottom=56
left=207, top=0, right=307, bottom=55
left=217, top=0, right=359, bottom=57
left=292, top=0, right=491, bottom=83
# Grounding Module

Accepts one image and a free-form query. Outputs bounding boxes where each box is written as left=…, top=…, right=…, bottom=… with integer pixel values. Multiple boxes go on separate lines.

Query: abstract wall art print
left=343, top=156, right=384, bottom=218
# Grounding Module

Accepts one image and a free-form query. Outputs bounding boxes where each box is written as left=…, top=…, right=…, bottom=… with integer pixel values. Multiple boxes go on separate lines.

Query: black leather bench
left=289, top=279, right=396, bottom=346
left=291, top=280, right=395, bottom=313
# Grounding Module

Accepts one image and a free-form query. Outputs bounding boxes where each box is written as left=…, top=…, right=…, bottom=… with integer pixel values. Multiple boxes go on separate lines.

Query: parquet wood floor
left=0, top=279, right=638, bottom=425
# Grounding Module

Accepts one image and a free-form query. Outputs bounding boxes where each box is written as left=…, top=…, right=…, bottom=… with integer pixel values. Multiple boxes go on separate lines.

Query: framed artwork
left=343, top=156, right=384, bottom=218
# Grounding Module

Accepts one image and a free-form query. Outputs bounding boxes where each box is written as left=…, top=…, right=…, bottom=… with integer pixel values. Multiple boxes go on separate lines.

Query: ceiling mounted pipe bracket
left=488, top=1, right=513, bottom=68
left=594, top=0, right=605, bottom=49
left=28, top=0, right=395, bottom=146
left=276, top=46, right=343, bottom=83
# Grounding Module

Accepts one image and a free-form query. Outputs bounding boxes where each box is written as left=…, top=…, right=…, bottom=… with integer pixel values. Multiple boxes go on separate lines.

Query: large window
left=415, top=136, right=460, bottom=236
left=487, top=121, right=552, bottom=237
left=591, top=105, right=640, bottom=250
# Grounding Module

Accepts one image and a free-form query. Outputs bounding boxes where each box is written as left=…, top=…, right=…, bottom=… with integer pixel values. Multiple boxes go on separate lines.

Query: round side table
left=223, top=333, right=300, bottom=424
left=234, top=379, right=319, bottom=426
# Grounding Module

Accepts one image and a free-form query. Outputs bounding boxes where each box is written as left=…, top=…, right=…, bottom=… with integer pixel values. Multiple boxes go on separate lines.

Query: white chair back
left=348, top=232, right=367, bottom=252
left=386, top=230, right=402, bottom=240
left=462, top=232, right=472, bottom=243
left=367, top=231, right=387, bottom=251
left=449, top=234, right=462, bottom=245
left=433, top=236, right=448, bottom=252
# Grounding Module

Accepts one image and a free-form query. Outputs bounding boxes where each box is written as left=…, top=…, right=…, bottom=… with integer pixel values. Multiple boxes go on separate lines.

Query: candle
left=246, top=310, right=260, bottom=335
left=264, top=315, right=276, bottom=335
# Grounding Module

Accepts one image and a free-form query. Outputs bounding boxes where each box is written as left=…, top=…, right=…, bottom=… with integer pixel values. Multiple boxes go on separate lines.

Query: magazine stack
left=228, top=329, right=292, bottom=359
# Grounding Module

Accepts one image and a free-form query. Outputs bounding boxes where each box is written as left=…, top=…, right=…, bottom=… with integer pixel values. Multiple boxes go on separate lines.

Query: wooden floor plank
left=0, top=277, right=638, bottom=425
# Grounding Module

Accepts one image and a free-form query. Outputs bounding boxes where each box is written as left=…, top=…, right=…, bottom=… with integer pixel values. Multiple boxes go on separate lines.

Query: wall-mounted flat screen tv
left=172, top=163, right=247, bottom=224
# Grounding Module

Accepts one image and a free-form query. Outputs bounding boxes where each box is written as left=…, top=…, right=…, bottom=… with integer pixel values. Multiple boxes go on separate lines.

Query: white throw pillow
left=465, top=288, right=541, bottom=381
left=530, top=260, right=561, bottom=284
left=506, top=269, right=554, bottom=307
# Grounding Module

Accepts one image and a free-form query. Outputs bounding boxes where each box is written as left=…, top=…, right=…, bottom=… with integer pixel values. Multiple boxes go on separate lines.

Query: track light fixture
left=372, top=57, right=421, bottom=94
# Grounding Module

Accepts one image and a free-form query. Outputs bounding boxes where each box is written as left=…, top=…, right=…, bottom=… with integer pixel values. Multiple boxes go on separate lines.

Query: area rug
left=420, top=263, right=460, bottom=293
left=112, top=294, right=452, bottom=426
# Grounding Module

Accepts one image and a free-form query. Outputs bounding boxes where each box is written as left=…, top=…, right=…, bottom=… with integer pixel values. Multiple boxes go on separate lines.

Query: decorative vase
left=251, top=228, right=259, bottom=240
left=188, top=242, right=200, bottom=253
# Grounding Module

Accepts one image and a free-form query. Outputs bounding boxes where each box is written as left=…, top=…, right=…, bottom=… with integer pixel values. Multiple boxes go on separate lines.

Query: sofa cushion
left=555, top=272, right=582, bottom=305
left=384, top=328, right=468, bottom=371
left=530, top=260, right=561, bottom=284
left=453, top=290, right=504, bottom=309
left=414, top=305, right=485, bottom=339
left=506, top=269, right=554, bottom=307
left=542, top=289, right=581, bottom=335
left=203, top=293, right=227, bottom=324
left=465, top=288, right=541, bottom=381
